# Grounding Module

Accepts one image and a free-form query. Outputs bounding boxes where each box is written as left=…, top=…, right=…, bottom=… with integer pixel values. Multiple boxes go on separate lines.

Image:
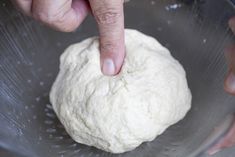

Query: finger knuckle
left=94, top=8, right=121, bottom=25
left=33, top=9, right=67, bottom=26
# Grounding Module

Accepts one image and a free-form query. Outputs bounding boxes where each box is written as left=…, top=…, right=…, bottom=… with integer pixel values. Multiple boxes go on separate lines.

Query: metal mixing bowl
left=1, top=0, right=235, bottom=157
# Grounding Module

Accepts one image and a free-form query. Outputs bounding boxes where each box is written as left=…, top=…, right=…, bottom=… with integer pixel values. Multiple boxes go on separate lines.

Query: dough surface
left=50, top=29, right=192, bottom=153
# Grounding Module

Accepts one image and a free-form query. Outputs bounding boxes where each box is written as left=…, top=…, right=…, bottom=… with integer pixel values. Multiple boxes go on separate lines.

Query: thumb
left=89, top=0, right=125, bottom=76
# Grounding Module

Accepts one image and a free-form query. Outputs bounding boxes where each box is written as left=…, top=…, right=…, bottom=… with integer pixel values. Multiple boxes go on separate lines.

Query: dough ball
left=50, top=29, right=192, bottom=153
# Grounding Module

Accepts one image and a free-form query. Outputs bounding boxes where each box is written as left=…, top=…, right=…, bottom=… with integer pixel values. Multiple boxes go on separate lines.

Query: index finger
left=89, top=0, right=125, bottom=76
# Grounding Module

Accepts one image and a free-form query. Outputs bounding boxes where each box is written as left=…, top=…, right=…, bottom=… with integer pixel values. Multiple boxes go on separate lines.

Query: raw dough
left=50, top=29, right=192, bottom=153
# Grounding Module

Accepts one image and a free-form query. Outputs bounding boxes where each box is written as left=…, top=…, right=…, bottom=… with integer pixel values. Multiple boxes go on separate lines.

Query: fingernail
left=102, top=58, right=115, bottom=76
left=226, top=71, right=235, bottom=92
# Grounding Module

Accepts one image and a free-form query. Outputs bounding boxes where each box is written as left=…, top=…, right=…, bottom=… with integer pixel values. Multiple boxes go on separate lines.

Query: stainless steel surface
left=227, top=0, right=235, bottom=9
left=0, top=0, right=235, bottom=157
left=189, top=114, right=235, bottom=157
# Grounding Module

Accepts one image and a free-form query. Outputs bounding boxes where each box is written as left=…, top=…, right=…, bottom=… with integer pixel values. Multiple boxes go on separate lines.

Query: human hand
left=207, top=17, right=235, bottom=155
left=11, top=0, right=125, bottom=76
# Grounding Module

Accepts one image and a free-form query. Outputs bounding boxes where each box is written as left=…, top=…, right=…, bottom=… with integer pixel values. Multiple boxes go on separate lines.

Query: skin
left=11, top=0, right=125, bottom=76
left=11, top=0, right=235, bottom=155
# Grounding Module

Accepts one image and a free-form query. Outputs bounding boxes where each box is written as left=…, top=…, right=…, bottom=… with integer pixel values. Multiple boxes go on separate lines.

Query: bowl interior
left=0, top=0, right=235, bottom=157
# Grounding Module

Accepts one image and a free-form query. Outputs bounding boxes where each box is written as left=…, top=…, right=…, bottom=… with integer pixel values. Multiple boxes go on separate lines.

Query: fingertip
left=99, top=35, right=125, bottom=76
left=102, top=58, right=116, bottom=76
left=100, top=48, right=125, bottom=76
left=100, top=46, right=125, bottom=76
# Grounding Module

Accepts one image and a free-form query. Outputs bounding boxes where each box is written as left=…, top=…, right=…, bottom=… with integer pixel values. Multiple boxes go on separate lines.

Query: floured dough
left=50, top=29, right=192, bottom=153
